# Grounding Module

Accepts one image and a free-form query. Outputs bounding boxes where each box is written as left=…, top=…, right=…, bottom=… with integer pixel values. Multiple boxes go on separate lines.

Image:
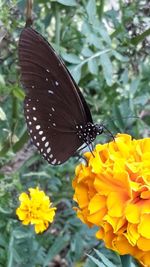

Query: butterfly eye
left=19, top=27, right=104, bottom=165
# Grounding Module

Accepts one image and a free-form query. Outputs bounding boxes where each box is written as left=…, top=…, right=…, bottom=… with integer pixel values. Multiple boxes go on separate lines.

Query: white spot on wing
left=48, top=90, right=54, bottom=94
left=42, top=136, right=46, bottom=141
left=55, top=81, right=59, bottom=86
left=51, top=159, right=57, bottom=165
left=45, top=141, right=49, bottom=147
left=36, top=125, right=41, bottom=130
left=47, top=147, right=51, bottom=153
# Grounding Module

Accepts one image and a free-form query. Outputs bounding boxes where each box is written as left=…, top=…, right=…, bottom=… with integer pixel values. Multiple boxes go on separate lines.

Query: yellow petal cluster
left=16, top=187, right=56, bottom=233
left=73, top=134, right=150, bottom=266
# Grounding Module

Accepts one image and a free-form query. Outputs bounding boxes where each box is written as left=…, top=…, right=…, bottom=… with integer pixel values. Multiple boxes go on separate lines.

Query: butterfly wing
left=19, top=27, right=92, bottom=165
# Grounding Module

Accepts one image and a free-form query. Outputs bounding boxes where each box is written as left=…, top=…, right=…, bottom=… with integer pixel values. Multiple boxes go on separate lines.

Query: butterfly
left=18, top=27, right=108, bottom=165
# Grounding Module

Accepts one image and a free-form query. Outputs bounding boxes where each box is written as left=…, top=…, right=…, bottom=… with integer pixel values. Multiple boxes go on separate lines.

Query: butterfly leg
left=85, top=136, right=95, bottom=157
left=73, top=152, right=88, bottom=165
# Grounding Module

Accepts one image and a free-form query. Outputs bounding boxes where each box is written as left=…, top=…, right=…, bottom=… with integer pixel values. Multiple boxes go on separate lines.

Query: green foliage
left=0, top=0, right=150, bottom=266
left=87, top=249, right=141, bottom=267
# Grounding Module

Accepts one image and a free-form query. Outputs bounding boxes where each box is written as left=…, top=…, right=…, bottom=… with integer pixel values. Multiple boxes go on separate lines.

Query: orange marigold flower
left=72, top=133, right=150, bottom=267
left=16, top=187, right=56, bottom=233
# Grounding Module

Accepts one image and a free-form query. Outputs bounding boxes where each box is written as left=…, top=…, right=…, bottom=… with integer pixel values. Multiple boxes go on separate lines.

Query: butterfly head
left=94, top=124, right=104, bottom=135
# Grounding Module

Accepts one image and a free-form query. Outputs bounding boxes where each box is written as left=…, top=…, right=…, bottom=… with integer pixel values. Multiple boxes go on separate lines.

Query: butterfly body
left=19, top=27, right=104, bottom=165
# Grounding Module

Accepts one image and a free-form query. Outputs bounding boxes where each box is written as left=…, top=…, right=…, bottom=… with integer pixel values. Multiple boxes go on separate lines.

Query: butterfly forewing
left=19, top=28, right=87, bottom=122
left=19, top=27, right=93, bottom=165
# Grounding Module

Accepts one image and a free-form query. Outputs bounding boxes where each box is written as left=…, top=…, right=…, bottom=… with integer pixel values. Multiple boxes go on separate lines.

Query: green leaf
left=87, top=33, right=103, bottom=49
left=0, top=106, right=6, bottom=120
left=0, top=140, right=10, bottom=157
left=56, top=0, right=77, bottom=6
left=86, top=0, right=96, bottom=24
left=131, top=28, right=150, bottom=45
left=12, top=130, right=29, bottom=153
left=62, top=53, right=81, bottom=64
left=120, top=68, right=129, bottom=84
left=69, top=65, right=81, bottom=83
left=100, top=53, right=113, bottom=86
left=82, top=47, right=94, bottom=57
left=98, top=23, right=111, bottom=45
left=112, top=104, right=125, bottom=131
left=0, top=75, right=5, bottom=85
left=43, top=235, right=69, bottom=266
left=0, top=28, right=7, bottom=43
left=88, top=58, right=98, bottom=75
left=12, top=86, right=25, bottom=101
left=94, top=249, right=117, bottom=267
left=120, top=255, right=132, bottom=267
left=87, top=254, right=106, bottom=267
left=112, top=50, right=129, bottom=62
left=130, top=79, right=140, bottom=97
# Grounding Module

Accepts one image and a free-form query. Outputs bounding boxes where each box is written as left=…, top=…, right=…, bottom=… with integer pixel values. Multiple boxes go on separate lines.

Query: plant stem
left=55, top=3, right=61, bottom=50
left=73, top=49, right=111, bottom=71
left=99, top=0, right=105, bottom=21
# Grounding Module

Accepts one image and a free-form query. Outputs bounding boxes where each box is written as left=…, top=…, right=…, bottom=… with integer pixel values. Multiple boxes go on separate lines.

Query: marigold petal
left=141, top=190, right=150, bottom=199
left=74, top=183, right=89, bottom=209
left=125, top=223, right=140, bottom=246
left=104, top=214, right=126, bottom=233
left=137, top=236, right=150, bottom=252
left=96, top=223, right=115, bottom=248
left=107, top=192, right=126, bottom=217
left=112, top=235, right=136, bottom=255
left=19, top=192, right=30, bottom=202
left=35, top=221, right=49, bottom=234
left=125, top=203, right=141, bottom=223
left=139, top=251, right=150, bottom=266
left=88, top=194, right=106, bottom=214
left=138, top=214, right=150, bottom=238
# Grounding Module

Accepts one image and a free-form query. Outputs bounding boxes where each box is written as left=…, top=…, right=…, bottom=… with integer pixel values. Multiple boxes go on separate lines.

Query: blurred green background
left=0, top=0, right=150, bottom=266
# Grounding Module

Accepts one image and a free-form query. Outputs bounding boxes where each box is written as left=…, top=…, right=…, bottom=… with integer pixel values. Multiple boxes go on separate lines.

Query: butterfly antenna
left=102, top=125, right=115, bottom=141
left=101, top=115, right=140, bottom=129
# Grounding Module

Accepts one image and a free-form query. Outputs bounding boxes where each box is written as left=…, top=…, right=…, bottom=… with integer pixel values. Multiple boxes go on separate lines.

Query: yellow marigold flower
left=72, top=133, right=150, bottom=267
left=16, top=187, right=56, bottom=233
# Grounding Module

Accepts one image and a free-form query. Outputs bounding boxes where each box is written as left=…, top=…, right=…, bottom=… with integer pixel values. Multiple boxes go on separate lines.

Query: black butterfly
left=19, top=27, right=108, bottom=165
